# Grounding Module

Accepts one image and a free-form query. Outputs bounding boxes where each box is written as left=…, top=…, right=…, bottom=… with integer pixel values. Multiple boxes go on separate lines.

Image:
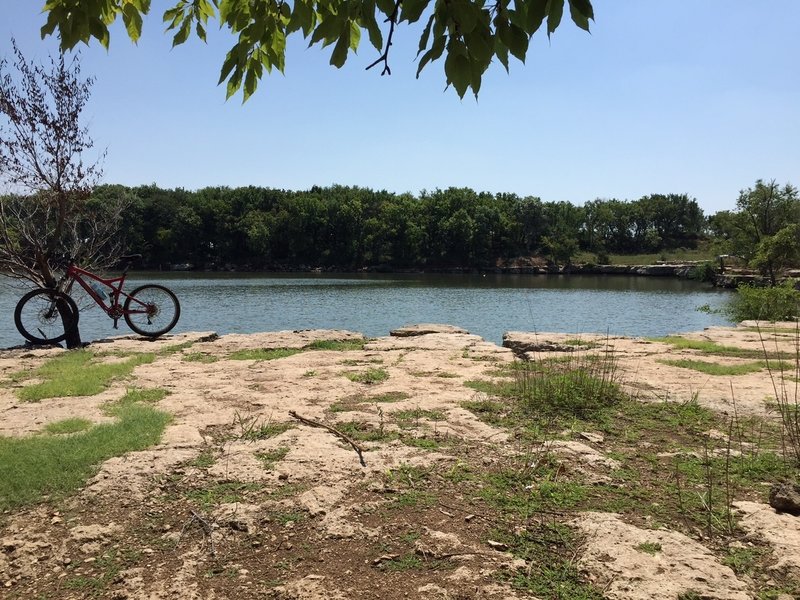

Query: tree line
left=91, top=184, right=709, bottom=270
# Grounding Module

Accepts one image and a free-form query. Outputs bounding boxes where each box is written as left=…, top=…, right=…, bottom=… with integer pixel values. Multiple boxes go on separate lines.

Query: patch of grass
left=391, top=489, right=437, bottom=508
left=335, top=420, right=397, bottom=442
left=635, top=541, right=662, bottom=555
left=516, top=353, right=625, bottom=418
left=387, top=462, right=432, bottom=484
left=380, top=554, right=422, bottom=571
left=302, top=370, right=318, bottom=378
left=658, top=358, right=766, bottom=376
left=393, top=408, right=446, bottom=429
left=563, top=338, right=601, bottom=349
left=373, top=391, right=410, bottom=402
left=158, top=341, right=196, bottom=355
left=0, top=402, right=171, bottom=510
left=461, top=397, right=508, bottom=425
left=345, top=367, right=389, bottom=384
left=506, top=524, right=604, bottom=599
left=182, top=352, right=218, bottom=363
left=464, top=379, right=517, bottom=397
left=44, top=418, right=93, bottom=435
left=185, top=481, right=261, bottom=507
left=107, top=387, right=169, bottom=409
left=267, top=482, right=309, bottom=500
left=272, top=510, right=306, bottom=525
left=441, top=461, right=474, bottom=483
left=722, top=546, right=766, bottom=576
left=304, top=338, right=366, bottom=351
left=651, top=336, right=794, bottom=360
left=16, top=350, right=155, bottom=402
left=228, top=348, right=303, bottom=361
left=234, top=413, right=293, bottom=441
left=188, top=450, right=215, bottom=469
left=401, top=436, right=441, bottom=450
left=255, top=447, right=289, bottom=470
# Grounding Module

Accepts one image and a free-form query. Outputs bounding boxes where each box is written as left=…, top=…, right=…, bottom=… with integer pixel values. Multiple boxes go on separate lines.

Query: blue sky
left=1, top=1, right=798, bottom=214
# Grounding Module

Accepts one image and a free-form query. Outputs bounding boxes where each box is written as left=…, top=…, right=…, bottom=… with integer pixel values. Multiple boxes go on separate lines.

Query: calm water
left=0, top=273, right=733, bottom=348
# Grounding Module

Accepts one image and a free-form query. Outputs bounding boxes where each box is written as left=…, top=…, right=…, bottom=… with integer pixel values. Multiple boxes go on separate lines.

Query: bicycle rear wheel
left=14, top=289, right=80, bottom=345
left=123, top=284, right=181, bottom=338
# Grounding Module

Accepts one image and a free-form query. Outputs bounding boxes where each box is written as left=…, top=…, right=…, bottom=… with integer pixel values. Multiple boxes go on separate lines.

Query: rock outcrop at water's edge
left=1, top=323, right=799, bottom=598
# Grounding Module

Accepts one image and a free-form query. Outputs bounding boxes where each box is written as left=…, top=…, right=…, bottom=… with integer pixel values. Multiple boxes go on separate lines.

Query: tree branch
left=365, top=0, right=402, bottom=76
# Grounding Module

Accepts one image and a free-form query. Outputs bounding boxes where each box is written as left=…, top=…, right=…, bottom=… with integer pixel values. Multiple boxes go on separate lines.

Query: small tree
left=735, top=180, right=800, bottom=285
left=0, top=41, right=125, bottom=347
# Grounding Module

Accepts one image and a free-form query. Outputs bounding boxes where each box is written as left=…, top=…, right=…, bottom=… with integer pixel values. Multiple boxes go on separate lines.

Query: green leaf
left=349, top=21, right=361, bottom=50
left=122, top=4, right=144, bottom=41
left=465, top=29, right=492, bottom=65
left=226, top=66, right=243, bottom=99
left=451, top=1, right=478, bottom=34
left=494, top=41, right=509, bottom=72
left=524, top=0, right=547, bottom=34
left=243, top=64, right=258, bottom=102
left=310, top=15, right=342, bottom=46
left=417, top=14, right=434, bottom=57
left=444, top=50, right=471, bottom=98
left=196, top=22, right=207, bottom=41
left=376, top=0, right=396, bottom=17
left=218, top=48, right=239, bottom=84
left=416, top=33, right=445, bottom=77
left=330, top=27, right=350, bottom=67
left=506, top=23, right=528, bottom=62
left=172, top=17, right=192, bottom=46
left=400, top=0, right=427, bottom=24
left=470, top=57, right=483, bottom=96
left=546, top=0, right=564, bottom=37
left=568, top=0, right=593, bottom=31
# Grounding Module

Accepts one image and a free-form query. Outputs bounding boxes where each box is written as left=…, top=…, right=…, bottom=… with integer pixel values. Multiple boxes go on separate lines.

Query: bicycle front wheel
left=123, top=284, right=181, bottom=338
left=14, top=289, right=80, bottom=345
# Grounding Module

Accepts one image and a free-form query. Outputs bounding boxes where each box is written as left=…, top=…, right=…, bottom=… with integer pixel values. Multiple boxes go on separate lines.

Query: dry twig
left=289, top=410, right=367, bottom=467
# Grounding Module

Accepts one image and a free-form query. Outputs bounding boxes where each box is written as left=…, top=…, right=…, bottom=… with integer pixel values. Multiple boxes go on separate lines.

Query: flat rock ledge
left=390, top=324, right=469, bottom=337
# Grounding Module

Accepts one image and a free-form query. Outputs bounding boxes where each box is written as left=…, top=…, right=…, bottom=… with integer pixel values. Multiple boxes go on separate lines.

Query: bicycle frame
left=60, top=264, right=153, bottom=323
left=62, top=265, right=127, bottom=315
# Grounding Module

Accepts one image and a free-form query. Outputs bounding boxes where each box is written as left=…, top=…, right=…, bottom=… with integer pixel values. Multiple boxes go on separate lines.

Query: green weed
left=305, top=338, right=366, bottom=351
left=345, top=368, right=389, bottom=384
left=16, top=350, right=155, bottom=402
left=182, top=352, right=218, bottom=363
left=651, top=336, right=793, bottom=360
left=44, top=417, right=93, bottom=435
left=228, top=348, right=303, bottom=361
left=635, top=542, right=662, bottom=555
left=185, top=481, right=261, bottom=507
left=658, top=358, right=766, bottom=376
left=393, top=408, right=446, bottom=429
left=0, top=403, right=171, bottom=510
left=255, top=447, right=289, bottom=470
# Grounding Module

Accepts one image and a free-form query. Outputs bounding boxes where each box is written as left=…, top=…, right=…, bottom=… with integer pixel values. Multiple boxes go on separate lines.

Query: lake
left=0, top=273, right=733, bottom=348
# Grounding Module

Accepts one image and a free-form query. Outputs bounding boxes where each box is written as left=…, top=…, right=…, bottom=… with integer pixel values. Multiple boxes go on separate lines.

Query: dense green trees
left=709, top=180, right=800, bottom=284
left=39, top=0, right=594, bottom=100
left=81, top=183, right=711, bottom=270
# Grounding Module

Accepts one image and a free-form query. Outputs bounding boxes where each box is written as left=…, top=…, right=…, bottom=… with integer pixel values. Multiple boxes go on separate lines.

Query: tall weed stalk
left=760, top=322, right=800, bottom=465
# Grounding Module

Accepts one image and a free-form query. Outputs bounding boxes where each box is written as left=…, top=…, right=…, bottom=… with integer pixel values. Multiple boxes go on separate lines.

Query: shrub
left=726, top=280, right=800, bottom=322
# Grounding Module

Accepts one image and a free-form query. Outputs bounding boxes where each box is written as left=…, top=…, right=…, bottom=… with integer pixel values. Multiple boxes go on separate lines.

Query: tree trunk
left=37, top=251, right=83, bottom=349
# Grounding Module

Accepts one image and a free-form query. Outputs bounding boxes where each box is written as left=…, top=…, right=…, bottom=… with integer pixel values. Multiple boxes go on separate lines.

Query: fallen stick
left=289, top=410, right=367, bottom=467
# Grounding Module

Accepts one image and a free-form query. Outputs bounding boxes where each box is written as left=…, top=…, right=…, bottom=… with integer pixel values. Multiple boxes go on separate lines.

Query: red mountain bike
left=14, top=254, right=181, bottom=345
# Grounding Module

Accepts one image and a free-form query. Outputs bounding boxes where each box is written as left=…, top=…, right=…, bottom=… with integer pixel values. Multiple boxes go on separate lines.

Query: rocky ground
left=0, top=322, right=799, bottom=599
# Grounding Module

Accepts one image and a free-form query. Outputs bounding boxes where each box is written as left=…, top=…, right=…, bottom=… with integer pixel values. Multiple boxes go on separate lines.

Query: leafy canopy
left=39, top=0, right=594, bottom=100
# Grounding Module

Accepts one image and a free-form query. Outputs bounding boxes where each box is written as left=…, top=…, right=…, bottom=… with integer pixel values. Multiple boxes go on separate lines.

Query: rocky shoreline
left=1, top=324, right=798, bottom=599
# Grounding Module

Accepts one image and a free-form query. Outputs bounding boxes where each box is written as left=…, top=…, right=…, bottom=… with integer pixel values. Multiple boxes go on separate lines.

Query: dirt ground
left=0, top=322, right=798, bottom=599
